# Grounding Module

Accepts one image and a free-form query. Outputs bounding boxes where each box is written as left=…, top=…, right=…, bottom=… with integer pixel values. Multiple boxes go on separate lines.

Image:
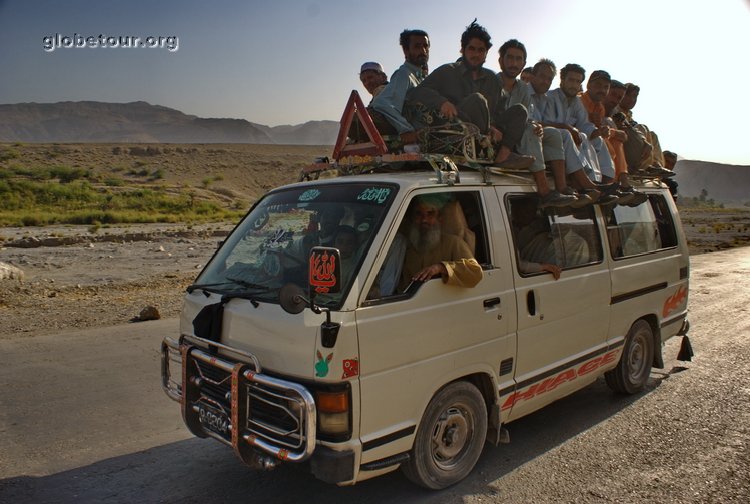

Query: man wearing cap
left=405, top=19, right=533, bottom=169
left=582, top=70, right=646, bottom=204
left=359, top=62, right=388, bottom=100
left=372, top=29, right=430, bottom=143
left=399, top=194, right=483, bottom=292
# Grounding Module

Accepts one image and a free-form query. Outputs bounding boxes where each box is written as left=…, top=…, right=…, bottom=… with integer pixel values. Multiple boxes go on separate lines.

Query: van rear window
left=605, top=194, right=678, bottom=258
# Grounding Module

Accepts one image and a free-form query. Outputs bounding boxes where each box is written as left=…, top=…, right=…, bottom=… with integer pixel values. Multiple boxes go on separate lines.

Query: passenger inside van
left=511, top=198, right=595, bottom=278
left=398, top=194, right=482, bottom=290
left=511, top=197, right=562, bottom=279
left=334, top=225, right=359, bottom=285
left=366, top=193, right=484, bottom=300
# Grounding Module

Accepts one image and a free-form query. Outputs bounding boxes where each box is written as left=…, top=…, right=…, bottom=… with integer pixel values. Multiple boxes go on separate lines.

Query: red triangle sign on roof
left=332, top=90, right=388, bottom=161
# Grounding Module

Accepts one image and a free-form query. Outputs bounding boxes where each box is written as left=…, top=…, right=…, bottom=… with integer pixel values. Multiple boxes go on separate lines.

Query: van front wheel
left=402, top=381, right=487, bottom=489
left=605, top=319, right=654, bottom=394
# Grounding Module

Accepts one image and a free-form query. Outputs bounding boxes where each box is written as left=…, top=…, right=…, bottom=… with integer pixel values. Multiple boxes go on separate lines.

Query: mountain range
left=1, top=101, right=748, bottom=206
left=0, top=101, right=339, bottom=145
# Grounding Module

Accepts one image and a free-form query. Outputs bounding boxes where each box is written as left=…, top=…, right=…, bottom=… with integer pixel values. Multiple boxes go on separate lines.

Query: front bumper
left=161, top=335, right=317, bottom=464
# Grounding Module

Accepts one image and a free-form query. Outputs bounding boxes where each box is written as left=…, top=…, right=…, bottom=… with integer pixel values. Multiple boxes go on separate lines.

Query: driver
left=286, top=206, right=345, bottom=261
left=399, top=194, right=483, bottom=291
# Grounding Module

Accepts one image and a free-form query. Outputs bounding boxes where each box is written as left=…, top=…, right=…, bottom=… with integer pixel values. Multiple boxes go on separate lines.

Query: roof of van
left=295, top=153, right=667, bottom=192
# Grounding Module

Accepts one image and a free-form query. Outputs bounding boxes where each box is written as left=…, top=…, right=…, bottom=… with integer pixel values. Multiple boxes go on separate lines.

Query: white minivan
left=161, top=155, right=691, bottom=489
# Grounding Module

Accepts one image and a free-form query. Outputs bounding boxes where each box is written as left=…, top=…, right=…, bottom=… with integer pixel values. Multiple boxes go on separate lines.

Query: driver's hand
left=412, top=263, right=447, bottom=282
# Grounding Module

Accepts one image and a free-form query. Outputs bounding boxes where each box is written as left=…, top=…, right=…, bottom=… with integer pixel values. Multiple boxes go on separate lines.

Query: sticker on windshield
left=309, top=248, right=341, bottom=294
left=299, top=189, right=322, bottom=202
left=356, top=187, right=391, bottom=204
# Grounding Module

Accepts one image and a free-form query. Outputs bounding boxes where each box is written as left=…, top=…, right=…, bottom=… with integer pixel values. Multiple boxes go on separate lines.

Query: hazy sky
left=1, top=0, right=749, bottom=165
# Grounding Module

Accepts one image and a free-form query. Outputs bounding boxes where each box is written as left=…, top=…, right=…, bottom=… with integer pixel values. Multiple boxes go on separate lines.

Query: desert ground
left=1, top=144, right=750, bottom=502
left=1, top=143, right=750, bottom=336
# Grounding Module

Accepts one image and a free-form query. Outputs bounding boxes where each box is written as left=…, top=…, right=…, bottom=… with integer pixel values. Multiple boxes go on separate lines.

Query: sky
left=1, top=0, right=749, bottom=165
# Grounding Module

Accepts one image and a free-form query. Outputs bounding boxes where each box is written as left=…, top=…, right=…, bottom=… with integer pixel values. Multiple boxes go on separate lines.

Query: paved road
left=1, top=247, right=748, bottom=503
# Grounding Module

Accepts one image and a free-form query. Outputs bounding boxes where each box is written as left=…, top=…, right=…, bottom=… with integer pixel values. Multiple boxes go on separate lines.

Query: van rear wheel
left=605, top=319, right=654, bottom=394
left=402, top=381, right=487, bottom=489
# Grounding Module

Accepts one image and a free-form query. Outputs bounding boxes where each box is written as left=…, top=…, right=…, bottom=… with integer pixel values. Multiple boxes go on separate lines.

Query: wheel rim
left=430, top=405, right=474, bottom=469
left=627, top=329, right=649, bottom=382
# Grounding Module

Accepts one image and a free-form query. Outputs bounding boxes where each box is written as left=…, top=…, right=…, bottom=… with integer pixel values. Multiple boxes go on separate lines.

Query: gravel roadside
left=0, top=223, right=232, bottom=338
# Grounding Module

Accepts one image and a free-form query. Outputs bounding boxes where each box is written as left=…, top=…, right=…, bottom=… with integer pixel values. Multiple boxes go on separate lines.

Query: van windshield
left=194, top=182, right=397, bottom=307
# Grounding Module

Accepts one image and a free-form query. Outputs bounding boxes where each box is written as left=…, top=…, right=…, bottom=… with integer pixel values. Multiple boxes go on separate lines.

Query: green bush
left=105, top=177, right=124, bottom=186
left=0, top=147, right=20, bottom=162
left=50, top=166, right=88, bottom=183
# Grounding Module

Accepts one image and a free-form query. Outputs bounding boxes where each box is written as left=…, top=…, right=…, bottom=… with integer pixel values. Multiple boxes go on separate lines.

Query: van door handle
left=483, top=297, right=501, bottom=309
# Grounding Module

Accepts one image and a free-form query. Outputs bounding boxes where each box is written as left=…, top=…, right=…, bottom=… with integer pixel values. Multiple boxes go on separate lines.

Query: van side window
left=605, top=194, right=677, bottom=259
left=508, top=196, right=602, bottom=276
left=365, top=190, right=489, bottom=301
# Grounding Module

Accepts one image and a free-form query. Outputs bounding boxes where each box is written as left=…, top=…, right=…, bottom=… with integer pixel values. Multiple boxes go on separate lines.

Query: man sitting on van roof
left=371, top=29, right=430, bottom=143
left=404, top=19, right=533, bottom=170
left=399, top=194, right=483, bottom=291
left=359, top=62, right=389, bottom=100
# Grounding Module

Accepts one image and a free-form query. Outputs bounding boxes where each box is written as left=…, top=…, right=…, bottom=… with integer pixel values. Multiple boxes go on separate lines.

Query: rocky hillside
left=0, top=101, right=338, bottom=145
left=674, top=160, right=750, bottom=206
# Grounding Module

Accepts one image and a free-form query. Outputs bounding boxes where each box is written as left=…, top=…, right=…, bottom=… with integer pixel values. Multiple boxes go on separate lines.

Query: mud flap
left=677, top=335, right=694, bottom=362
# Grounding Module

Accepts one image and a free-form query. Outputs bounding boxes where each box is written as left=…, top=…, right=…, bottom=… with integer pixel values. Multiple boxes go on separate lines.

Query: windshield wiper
left=186, top=281, right=237, bottom=294
left=187, top=279, right=274, bottom=296
left=225, top=277, right=274, bottom=292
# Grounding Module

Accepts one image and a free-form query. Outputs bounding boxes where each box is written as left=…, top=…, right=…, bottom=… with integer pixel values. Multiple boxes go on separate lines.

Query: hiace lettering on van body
left=502, top=349, right=620, bottom=410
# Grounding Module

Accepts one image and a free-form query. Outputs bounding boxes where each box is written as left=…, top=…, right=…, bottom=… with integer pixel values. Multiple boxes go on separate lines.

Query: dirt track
left=0, top=240, right=749, bottom=502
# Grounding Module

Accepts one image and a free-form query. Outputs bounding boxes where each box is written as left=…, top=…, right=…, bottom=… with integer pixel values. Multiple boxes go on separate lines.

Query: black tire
left=605, top=319, right=655, bottom=394
left=402, top=381, right=487, bottom=489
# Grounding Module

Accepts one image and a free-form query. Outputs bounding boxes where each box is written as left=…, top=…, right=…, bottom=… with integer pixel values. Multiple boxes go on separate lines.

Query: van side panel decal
left=500, top=341, right=625, bottom=411
left=611, top=282, right=668, bottom=305
left=662, top=286, right=688, bottom=317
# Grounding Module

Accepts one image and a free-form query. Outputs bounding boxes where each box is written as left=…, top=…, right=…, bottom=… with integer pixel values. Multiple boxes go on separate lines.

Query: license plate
left=198, top=403, right=230, bottom=438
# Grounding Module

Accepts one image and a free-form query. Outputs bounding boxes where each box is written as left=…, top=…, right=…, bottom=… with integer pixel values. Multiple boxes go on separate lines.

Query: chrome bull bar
left=160, top=336, right=317, bottom=463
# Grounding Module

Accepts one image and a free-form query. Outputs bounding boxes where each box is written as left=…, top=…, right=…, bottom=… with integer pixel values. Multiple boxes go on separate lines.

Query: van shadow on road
left=0, top=374, right=672, bottom=504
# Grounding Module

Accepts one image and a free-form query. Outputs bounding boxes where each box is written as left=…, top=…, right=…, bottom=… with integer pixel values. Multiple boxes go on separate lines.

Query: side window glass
left=509, top=195, right=602, bottom=277
left=365, top=191, right=488, bottom=302
left=606, top=194, right=677, bottom=258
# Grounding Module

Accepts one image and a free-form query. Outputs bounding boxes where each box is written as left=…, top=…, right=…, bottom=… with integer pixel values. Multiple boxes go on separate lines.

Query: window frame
left=361, top=188, right=491, bottom=306
left=605, top=192, right=678, bottom=260
left=506, top=194, right=604, bottom=279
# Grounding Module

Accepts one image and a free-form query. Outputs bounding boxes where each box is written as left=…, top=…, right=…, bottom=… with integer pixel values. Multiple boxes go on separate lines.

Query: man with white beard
left=398, top=195, right=483, bottom=291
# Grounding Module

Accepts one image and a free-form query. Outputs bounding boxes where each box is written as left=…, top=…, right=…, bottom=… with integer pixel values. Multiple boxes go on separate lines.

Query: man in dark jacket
left=406, top=19, right=533, bottom=169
